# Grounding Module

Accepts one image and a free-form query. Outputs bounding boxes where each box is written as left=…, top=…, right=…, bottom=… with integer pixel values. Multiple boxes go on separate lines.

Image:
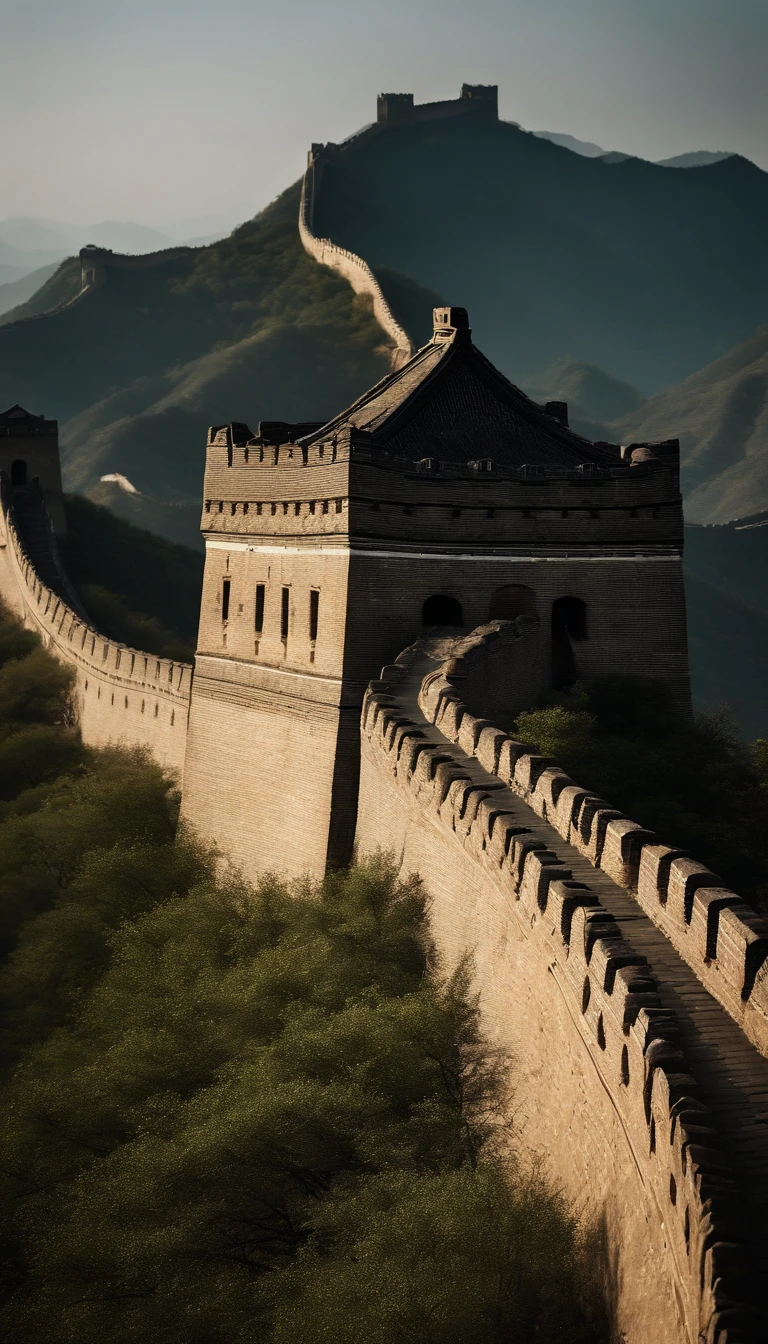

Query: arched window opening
left=551, top=595, right=587, bottom=689
left=422, top=594, right=463, bottom=627
left=11, top=459, right=27, bottom=486
left=488, top=584, right=537, bottom=622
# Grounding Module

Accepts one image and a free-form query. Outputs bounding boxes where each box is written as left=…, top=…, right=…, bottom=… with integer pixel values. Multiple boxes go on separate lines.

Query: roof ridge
left=298, top=340, right=442, bottom=445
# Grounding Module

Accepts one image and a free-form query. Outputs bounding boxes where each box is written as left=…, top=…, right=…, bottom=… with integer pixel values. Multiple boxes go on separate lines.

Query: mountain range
left=2, top=116, right=767, bottom=511
left=0, top=213, right=244, bottom=285
left=529, top=331, right=768, bottom=525
left=1, top=113, right=768, bottom=727
left=532, top=130, right=737, bottom=168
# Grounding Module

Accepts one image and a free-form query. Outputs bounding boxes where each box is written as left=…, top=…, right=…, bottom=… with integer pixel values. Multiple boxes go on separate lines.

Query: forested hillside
left=3, top=119, right=768, bottom=529
left=609, top=326, right=768, bottom=523
left=1, top=114, right=767, bottom=732
left=0, top=185, right=390, bottom=514
left=60, top=495, right=204, bottom=659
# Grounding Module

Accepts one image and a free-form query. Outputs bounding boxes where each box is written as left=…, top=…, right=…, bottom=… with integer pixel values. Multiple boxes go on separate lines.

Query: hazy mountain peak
left=656, top=150, right=736, bottom=168
left=527, top=357, right=645, bottom=426
left=532, top=130, right=613, bottom=157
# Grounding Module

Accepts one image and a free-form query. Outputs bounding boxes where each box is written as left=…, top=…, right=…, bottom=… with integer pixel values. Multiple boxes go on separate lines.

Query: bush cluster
left=0, top=606, right=608, bottom=1344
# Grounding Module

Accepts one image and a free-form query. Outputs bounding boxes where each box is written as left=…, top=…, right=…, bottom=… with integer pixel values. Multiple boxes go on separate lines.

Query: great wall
left=0, top=86, right=767, bottom=1343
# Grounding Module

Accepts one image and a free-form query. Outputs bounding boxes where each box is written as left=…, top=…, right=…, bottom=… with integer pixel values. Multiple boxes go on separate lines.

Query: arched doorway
left=551, top=596, right=587, bottom=688
left=422, top=594, right=463, bottom=627
left=488, top=584, right=537, bottom=621
left=10, top=459, right=27, bottom=486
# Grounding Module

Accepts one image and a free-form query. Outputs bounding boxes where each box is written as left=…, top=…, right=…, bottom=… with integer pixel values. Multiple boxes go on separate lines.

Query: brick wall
left=355, top=634, right=758, bottom=1343
left=0, top=491, right=190, bottom=774
left=418, top=623, right=768, bottom=1059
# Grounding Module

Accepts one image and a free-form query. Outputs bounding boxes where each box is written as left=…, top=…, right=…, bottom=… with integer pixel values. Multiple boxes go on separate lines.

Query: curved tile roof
left=300, top=321, right=617, bottom=468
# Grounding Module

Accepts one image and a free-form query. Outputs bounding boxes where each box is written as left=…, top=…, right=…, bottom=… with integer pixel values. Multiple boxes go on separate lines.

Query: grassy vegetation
left=0, top=186, right=390, bottom=508
left=513, top=677, right=768, bottom=908
left=0, top=604, right=608, bottom=1344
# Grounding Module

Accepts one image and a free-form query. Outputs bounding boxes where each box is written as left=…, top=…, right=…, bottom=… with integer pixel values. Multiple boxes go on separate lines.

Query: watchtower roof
left=299, top=310, right=616, bottom=469
left=0, top=404, right=57, bottom=433
left=0, top=404, right=46, bottom=422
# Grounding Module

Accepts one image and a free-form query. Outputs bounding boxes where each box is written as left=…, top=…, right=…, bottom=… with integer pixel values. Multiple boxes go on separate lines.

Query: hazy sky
left=3, top=0, right=767, bottom=226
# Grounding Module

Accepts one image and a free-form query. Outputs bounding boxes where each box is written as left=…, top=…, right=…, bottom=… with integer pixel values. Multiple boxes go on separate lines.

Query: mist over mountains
left=533, top=130, right=736, bottom=168
left=0, top=212, right=246, bottom=289
left=535, top=130, right=737, bottom=169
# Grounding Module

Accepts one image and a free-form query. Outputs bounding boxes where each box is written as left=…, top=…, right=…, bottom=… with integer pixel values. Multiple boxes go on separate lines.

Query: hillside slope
left=0, top=184, right=391, bottom=514
left=314, top=120, right=768, bottom=392
left=611, top=326, right=768, bottom=523
left=0, top=262, right=63, bottom=318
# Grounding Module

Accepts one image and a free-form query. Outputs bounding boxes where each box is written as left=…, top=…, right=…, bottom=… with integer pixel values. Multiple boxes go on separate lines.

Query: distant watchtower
left=0, top=404, right=66, bottom=536
left=182, top=308, right=688, bottom=881
left=376, top=84, right=498, bottom=125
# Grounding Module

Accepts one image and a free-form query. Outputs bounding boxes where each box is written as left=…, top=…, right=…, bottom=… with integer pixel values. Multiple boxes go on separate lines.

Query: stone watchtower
left=181, top=308, right=689, bottom=880
left=0, top=404, right=66, bottom=536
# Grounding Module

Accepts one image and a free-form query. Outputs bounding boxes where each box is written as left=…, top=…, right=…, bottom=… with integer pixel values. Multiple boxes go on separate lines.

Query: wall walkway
left=0, top=485, right=190, bottom=774
left=356, top=622, right=768, bottom=1343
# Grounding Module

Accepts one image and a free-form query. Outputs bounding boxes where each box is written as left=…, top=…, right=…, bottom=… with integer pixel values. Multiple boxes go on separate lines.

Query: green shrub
left=0, top=608, right=607, bottom=1344
left=0, top=859, right=608, bottom=1344
left=514, top=677, right=768, bottom=905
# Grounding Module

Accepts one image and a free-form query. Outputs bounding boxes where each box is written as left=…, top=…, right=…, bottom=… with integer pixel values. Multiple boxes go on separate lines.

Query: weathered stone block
left=475, top=725, right=505, bottom=775
left=496, top=737, right=528, bottom=785
left=667, top=857, right=721, bottom=926
left=600, top=818, right=656, bottom=889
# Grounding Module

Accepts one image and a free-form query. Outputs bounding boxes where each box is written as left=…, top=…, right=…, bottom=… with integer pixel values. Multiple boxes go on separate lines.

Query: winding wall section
left=356, top=620, right=768, bottom=1344
left=299, top=147, right=414, bottom=368
left=0, top=485, right=190, bottom=773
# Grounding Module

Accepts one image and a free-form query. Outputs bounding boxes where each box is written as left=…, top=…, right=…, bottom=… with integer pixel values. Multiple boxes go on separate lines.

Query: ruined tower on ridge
left=181, top=308, right=689, bottom=880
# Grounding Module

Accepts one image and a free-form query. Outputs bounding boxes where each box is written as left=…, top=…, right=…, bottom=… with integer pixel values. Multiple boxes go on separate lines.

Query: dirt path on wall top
left=395, top=658, right=768, bottom=1328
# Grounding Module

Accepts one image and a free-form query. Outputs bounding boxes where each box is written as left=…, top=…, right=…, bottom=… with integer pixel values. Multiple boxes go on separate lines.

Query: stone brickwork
left=356, top=630, right=768, bottom=1342
left=0, top=474, right=190, bottom=774
left=419, top=622, right=768, bottom=1061
left=182, top=311, right=689, bottom=878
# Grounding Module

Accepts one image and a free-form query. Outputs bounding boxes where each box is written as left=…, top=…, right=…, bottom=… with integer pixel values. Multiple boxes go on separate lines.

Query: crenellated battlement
left=0, top=468, right=191, bottom=774
left=355, top=626, right=768, bottom=1341
left=376, top=83, right=499, bottom=126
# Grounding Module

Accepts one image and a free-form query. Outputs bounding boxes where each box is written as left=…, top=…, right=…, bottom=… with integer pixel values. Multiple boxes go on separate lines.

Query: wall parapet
left=359, top=632, right=759, bottom=1342
left=416, top=625, right=768, bottom=1061
left=0, top=482, right=191, bottom=772
left=299, top=149, right=414, bottom=369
